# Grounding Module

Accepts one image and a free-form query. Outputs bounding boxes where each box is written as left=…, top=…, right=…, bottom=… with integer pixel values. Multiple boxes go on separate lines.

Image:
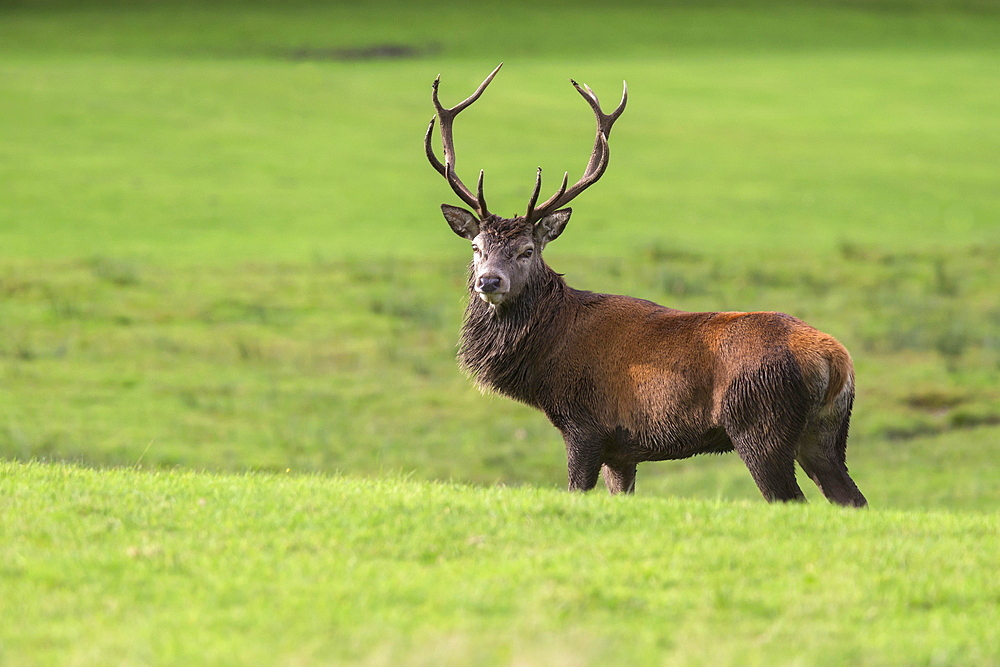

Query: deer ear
left=441, top=204, right=480, bottom=240
left=534, top=208, right=571, bottom=247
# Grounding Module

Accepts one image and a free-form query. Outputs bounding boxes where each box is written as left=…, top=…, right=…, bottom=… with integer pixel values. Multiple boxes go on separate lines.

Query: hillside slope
left=2, top=462, right=997, bottom=666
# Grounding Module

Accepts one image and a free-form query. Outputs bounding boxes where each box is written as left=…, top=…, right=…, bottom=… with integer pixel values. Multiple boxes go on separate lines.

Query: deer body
left=427, top=65, right=867, bottom=506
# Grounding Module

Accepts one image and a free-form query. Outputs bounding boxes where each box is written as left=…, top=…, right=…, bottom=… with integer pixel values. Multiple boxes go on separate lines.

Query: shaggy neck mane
left=459, top=263, right=570, bottom=405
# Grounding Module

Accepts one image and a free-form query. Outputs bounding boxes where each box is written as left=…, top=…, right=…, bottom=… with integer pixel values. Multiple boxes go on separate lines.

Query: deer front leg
left=562, top=431, right=602, bottom=492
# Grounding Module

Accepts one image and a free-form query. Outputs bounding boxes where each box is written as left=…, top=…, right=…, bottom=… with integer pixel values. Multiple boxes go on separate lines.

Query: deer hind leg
left=730, top=429, right=806, bottom=503
left=722, top=359, right=809, bottom=503
left=796, top=403, right=867, bottom=508
left=601, top=462, right=637, bottom=495
left=723, top=413, right=807, bottom=503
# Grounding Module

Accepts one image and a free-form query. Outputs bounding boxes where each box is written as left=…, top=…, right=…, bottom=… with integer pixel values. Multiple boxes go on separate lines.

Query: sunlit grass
left=2, top=462, right=998, bottom=666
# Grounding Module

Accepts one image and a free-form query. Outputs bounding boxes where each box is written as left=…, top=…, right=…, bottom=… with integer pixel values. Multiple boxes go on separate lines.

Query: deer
left=424, top=64, right=867, bottom=506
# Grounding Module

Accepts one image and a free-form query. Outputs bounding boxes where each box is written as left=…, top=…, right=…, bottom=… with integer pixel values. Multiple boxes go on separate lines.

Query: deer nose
left=477, top=276, right=503, bottom=293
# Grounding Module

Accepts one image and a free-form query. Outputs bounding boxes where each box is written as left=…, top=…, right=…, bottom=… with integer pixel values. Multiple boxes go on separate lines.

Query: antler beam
left=425, top=63, right=503, bottom=218
left=526, top=79, right=628, bottom=223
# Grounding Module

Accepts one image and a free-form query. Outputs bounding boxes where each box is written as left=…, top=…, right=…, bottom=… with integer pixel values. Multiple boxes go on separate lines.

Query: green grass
left=1, top=249, right=997, bottom=510
left=2, top=3, right=999, bottom=261
left=1, top=1, right=999, bottom=663
left=2, top=462, right=998, bottom=666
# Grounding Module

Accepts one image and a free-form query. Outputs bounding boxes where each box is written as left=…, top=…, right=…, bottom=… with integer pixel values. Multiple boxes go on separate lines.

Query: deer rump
left=426, top=64, right=867, bottom=506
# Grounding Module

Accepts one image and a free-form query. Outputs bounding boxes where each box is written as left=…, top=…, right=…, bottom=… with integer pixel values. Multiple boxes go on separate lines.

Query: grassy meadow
left=1, top=0, right=999, bottom=664
left=3, top=462, right=999, bottom=666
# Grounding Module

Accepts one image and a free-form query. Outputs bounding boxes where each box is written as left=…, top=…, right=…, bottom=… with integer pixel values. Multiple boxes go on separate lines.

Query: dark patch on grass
left=905, top=390, right=967, bottom=412
left=5, top=337, right=70, bottom=361
left=369, top=296, right=444, bottom=328
left=949, top=411, right=1000, bottom=430
left=882, top=411, right=1000, bottom=441
left=87, top=256, right=141, bottom=287
left=233, top=336, right=264, bottom=363
left=200, top=299, right=296, bottom=327
left=0, top=276, right=33, bottom=298
left=280, top=43, right=440, bottom=62
left=642, top=243, right=705, bottom=264
left=656, top=268, right=707, bottom=297
left=176, top=384, right=238, bottom=414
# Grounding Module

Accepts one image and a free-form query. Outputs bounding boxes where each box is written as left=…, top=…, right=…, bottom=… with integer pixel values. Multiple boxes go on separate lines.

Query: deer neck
left=458, top=265, right=571, bottom=404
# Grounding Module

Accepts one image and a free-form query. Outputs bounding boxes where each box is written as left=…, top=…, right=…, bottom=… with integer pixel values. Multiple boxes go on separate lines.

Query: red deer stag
left=424, top=64, right=867, bottom=506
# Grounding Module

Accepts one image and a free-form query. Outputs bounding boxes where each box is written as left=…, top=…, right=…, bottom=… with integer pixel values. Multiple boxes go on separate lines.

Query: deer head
left=425, top=64, right=627, bottom=308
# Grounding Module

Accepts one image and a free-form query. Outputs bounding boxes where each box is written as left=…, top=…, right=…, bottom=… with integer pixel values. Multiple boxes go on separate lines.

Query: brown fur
left=454, top=212, right=867, bottom=506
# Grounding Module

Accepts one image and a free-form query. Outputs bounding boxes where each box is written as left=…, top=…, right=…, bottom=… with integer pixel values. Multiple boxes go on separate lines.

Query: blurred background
left=1, top=0, right=997, bottom=510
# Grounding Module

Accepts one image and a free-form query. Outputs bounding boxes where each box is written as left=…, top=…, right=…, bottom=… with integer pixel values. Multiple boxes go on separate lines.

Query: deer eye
left=471, top=244, right=480, bottom=254
left=520, top=248, right=534, bottom=260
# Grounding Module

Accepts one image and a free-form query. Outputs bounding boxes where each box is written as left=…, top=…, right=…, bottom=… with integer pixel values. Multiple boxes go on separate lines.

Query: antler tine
left=526, top=167, right=543, bottom=217
left=432, top=63, right=503, bottom=117
left=528, top=79, right=627, bottom=222
left=576, top=80, right=628, bottom=139
left=424, top=116, right=446, bottom=177
left=476, top=169, right=488, bottom=216
left=526, top=167, right=571, bottom=220
left=426, top=64, right=503, bottom=217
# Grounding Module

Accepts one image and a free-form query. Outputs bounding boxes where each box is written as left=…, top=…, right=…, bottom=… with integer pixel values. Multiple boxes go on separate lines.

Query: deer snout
left=477, top=275, right=503, bottom=293
left=475, top=274, right=508, bottom=305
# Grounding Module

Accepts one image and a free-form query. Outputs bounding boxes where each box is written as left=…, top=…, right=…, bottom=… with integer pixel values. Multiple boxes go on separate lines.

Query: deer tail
left=823, top=341, right=854, bottom=408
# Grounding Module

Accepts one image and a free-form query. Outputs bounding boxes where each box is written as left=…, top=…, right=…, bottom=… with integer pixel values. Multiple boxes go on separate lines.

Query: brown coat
left=460, top=262, right=865, bottom=505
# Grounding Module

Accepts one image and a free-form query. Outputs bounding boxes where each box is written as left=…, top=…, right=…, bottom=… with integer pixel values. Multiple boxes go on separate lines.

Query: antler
left=425, top=63, right=503, bottom=218
left=526, top=79, right=628, bottom=223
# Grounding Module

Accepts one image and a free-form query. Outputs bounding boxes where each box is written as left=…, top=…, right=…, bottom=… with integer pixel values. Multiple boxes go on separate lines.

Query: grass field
left=3, top=462, right=999, bottom=666
left=2, top=0, right=999, bottom=664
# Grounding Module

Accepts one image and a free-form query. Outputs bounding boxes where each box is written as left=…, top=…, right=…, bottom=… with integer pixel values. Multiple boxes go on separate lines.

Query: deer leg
left=797, top=411, right=867, bottom=508
left=731, top=434, right=806, bottom=503
left=722, top=359, right=811, bottom=503
left=563, top=432, right=602, bottom=492
left=727, top=410, right=807, bottom=503
left=601, top=463, right=637, bottom=495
